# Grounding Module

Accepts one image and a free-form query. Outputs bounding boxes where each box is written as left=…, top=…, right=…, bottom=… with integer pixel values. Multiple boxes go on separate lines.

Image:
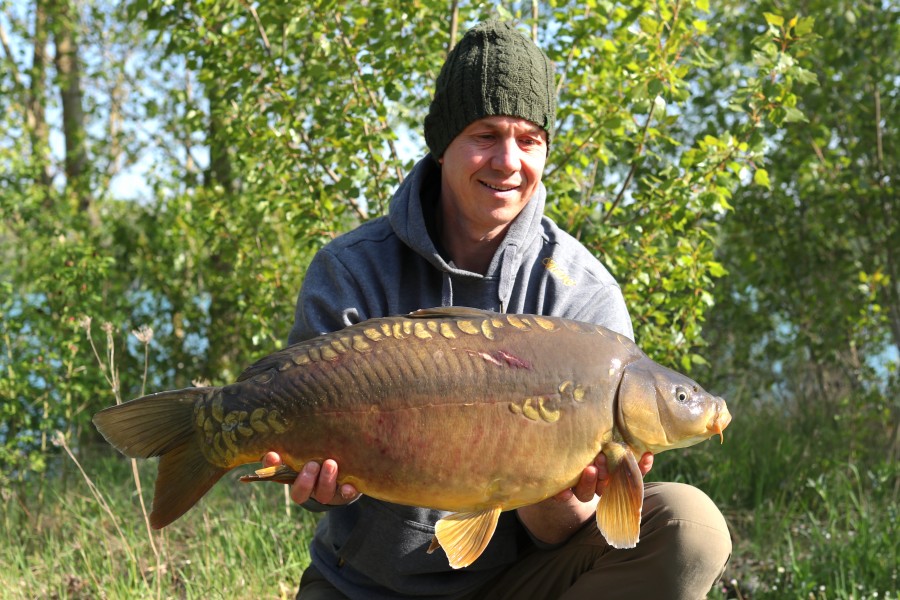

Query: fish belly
left=258, top=314, right=628, bottom=512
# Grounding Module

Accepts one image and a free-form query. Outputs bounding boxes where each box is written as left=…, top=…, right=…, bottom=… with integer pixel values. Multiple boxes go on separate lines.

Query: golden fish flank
left=414, top=322, right=432, bottom=340
left=352, top=335, right=372, bottom=353
left=508, top=395, right=563, bottom=424
left=92, top=307, right=732, bottom=571
left=507, top=314, right=530, bottom=330
left=211, top=395, right=224, bottom=422
left=363, top=327, right=383, bottom=342
left=532, top=316, right=558, bottom=331
left=250, top=407, right=270, bottom=433
left=557, top=380, right=586, bottom=402
left=480, top=319, right=495, bottom=340
left=522, top=397, right=540, bottom=420
left=538, top=396, right=561, bottom=422
left=457, top=320, right=479, bottom=335
left=203, top=403, right=289, bottom=465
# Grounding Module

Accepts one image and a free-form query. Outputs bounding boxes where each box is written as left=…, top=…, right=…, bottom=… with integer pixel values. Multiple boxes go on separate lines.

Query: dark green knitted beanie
left=424, top=20, right=557, bottom=158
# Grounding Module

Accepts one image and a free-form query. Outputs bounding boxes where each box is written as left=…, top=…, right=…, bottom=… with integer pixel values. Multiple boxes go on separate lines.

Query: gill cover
left=617, top=356, right=725, bottom=454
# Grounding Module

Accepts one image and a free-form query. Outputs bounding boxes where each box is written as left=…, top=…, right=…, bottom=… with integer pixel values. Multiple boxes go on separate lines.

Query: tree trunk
left=204, top=85, right=233, bottom=192
left=31, top=0, right=52, bottom=188
left=52, top=0, right=90, bottom=213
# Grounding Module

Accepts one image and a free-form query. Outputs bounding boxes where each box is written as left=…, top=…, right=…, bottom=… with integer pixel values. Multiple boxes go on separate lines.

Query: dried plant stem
left=84, top=319, right=164, bottom=595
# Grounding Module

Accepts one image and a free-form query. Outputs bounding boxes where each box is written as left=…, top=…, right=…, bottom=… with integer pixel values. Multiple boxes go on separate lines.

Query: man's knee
left=642, top=482, right=732, bottom=592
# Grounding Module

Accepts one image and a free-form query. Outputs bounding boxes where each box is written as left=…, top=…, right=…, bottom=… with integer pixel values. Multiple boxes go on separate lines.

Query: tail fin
left=92, top=388, right=229, bottom=528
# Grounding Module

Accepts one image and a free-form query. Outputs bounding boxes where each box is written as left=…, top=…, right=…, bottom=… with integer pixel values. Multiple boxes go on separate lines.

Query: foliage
left=1, top=1, right=818, bottom=482
left=699, top=1, right=900, bottom=404
left=539, top=1, right=817, bottom=369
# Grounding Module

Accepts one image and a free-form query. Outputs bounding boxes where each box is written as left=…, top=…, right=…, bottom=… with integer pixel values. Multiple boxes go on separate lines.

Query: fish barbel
left=93, top=307, right=731, bottom=568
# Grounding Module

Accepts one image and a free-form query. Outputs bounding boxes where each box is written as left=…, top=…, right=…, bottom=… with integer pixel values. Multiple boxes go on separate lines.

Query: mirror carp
left=93, top=307, right=731, bottom=568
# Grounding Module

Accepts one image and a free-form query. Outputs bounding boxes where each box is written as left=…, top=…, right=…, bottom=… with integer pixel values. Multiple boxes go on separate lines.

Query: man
left=266, top=21, right=731, bottom=599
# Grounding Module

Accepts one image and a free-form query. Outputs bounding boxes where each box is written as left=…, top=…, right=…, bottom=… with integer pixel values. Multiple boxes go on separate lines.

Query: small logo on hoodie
left=542, top=258, right=577, bottom=287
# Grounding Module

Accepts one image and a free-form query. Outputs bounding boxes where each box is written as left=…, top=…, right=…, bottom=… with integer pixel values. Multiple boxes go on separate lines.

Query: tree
left=1, top=0, right=813, bottom=481
left=700, top=2, right=899, bottom=411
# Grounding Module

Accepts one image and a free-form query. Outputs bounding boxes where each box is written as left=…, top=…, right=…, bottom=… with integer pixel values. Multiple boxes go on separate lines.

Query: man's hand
left=517, top=450, right=653, bottom=545
left=262, top=452, right=360, bottom=506
left=556, top=451, right=654, bottom=503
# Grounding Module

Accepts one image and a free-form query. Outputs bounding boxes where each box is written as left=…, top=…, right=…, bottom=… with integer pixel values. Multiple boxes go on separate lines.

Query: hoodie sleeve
left=568, top=280, right=634, bottom=341
left=286, top=247, right=370, bottom=512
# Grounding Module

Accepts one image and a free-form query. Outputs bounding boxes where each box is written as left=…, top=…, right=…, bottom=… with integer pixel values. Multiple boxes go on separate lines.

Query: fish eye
left=675, top=387, right=689, bottom=403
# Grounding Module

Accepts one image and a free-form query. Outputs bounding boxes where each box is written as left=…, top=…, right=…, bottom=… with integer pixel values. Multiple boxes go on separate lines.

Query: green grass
left=649, top=397, right=899, bottom=599
left=1, top=453, right=318, bottom=599
left=2, top=398, right=898, bottom=599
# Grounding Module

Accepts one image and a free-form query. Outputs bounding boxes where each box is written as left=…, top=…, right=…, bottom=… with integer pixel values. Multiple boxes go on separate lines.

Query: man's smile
left=481, top=181, right=520, bottom=192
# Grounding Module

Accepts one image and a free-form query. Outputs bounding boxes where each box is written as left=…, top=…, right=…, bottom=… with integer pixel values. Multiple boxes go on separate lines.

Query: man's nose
left=491, top=137, right=522, bottom=173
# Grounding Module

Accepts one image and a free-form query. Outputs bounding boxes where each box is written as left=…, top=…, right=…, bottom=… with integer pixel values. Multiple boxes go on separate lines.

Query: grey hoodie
left=288, top=157, right=633, bottom=599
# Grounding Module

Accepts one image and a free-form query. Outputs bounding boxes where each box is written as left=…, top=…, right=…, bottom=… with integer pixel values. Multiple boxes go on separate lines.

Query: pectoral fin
left=596, top=442, right=644, bottom=549
left=431, top=507, right=502, bottom=569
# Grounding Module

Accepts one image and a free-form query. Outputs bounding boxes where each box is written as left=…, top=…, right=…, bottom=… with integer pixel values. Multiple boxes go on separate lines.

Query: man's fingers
left=573, top=465, right=598, bottom=502
left=314, top=459, right=340, bottom=504
left=638, top=452, right=654, bottom=476
left=261, top=451, right=282, bottom=468
left=290, top=461, right=320, bottom=505
left=340, top=484, right=359, bottom=501
left=594, top=453, right=609, bottom=480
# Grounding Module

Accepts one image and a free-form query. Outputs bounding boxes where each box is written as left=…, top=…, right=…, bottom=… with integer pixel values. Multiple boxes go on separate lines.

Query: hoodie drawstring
left=441, top=272, right=454, bottom=307
left=498, top=244, right=519, bottom=314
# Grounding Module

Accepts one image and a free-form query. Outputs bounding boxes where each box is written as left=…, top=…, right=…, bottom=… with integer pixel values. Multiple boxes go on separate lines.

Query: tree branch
left=0, top=18, right=23, bottom=89
left=448, top=0, right=459, bottom=54
left=603, top=101, right=657, bottom=223
left=242, top=0, right=272, bottom=58
left=333, top=13, right=404, bottom=184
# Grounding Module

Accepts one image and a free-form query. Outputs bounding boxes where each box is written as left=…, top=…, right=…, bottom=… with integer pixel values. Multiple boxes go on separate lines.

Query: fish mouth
left=706, top=400, right=732, bottom=444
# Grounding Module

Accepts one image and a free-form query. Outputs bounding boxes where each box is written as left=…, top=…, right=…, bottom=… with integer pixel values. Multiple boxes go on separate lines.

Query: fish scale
left=93, top=306, right=731, bottom=569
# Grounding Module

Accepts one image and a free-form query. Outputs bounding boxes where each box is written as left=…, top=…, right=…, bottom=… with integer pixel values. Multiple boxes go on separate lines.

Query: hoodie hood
left=388, top=156, right=547, bottom=310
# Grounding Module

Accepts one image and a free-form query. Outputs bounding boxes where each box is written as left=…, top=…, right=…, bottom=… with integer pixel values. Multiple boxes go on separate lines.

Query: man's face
left=439, top=116, right=547, bottom=236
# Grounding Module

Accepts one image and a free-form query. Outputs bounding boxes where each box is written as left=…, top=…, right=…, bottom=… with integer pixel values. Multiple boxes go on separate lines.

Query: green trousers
left=297, top=482, right=732, bottom=600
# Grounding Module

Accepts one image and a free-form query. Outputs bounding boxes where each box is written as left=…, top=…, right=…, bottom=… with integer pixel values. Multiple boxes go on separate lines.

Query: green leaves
left=699, top=0, right=899, bottom=411
left=544, top=1, right=818, bottom=368
left=0, top=0, right=828, bottom=478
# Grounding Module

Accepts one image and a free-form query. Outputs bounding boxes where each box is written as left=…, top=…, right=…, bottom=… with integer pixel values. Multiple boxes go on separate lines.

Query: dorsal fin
left=409, top=307, right=497, bottom=319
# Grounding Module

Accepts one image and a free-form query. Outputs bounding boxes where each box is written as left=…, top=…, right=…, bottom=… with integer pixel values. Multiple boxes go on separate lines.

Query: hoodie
left=287, top=156, right=633, bottom=599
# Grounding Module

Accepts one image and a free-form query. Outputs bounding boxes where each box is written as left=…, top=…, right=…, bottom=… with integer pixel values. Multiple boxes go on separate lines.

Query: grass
left=649, top=395, right=899, bottom=600
left=1, top=397, right=897, bottom=599
left=1, top=451, right=318, bottom=599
